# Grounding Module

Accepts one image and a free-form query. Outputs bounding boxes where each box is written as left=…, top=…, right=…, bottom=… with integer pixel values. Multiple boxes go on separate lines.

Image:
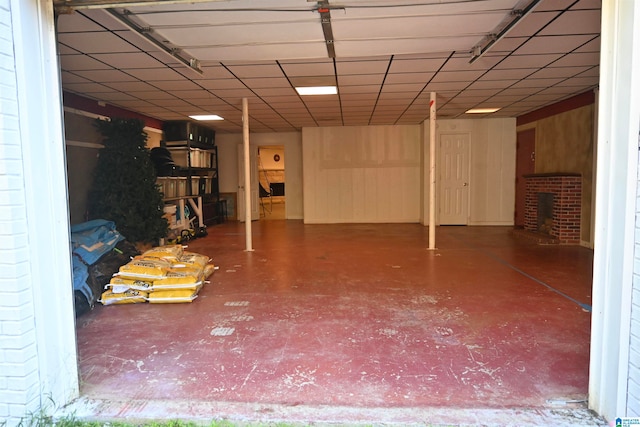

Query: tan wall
left=519, top=104, right=595, bottom=244
left=259, top=147, right=285, bottom=171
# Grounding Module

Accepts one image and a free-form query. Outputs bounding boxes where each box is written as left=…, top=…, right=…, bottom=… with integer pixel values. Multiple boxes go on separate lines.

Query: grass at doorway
left=2, top=417, right=305, bottom=427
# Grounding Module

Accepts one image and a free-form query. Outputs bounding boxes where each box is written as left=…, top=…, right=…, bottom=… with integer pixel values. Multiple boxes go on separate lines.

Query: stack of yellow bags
left=99, top=244, right=217, bottom=305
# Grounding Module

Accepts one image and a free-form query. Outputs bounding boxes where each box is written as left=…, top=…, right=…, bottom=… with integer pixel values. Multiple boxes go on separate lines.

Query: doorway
left=439, top=132, right=470, bottom=225
left=258, top=146, right=286, bottom=220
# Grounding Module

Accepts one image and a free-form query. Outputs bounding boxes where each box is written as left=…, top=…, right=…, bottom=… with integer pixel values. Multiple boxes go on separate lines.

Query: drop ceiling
left=55, top=0, right=601, bottom=133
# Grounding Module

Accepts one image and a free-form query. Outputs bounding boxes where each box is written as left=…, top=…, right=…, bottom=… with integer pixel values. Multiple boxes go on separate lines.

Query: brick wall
left=629, top=133, right=640, bottom=416
left=524, top=174, right=582, bottom=244
left=0, top=0, right=42, bottom=424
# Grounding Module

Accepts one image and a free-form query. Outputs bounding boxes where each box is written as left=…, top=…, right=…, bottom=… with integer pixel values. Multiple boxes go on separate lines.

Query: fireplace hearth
left=523, top=173, right=581, bottom=244
left=537, top=192, right=555, bottom=235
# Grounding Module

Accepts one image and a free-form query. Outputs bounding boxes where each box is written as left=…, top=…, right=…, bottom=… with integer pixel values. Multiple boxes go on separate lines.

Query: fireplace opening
left=537, top=192, right=554, bottom=235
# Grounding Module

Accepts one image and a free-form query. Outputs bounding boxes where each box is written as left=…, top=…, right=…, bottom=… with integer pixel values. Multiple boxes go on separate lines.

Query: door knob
left=463, top=182, right=468, bottom=187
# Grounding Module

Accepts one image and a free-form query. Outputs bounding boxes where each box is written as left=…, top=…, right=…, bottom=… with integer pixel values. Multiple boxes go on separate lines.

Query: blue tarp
left=71, top=219, right=125, bottom=265
left=72, top=255, right=92, bottom=303
left=71, top=219, right=125, bottom=304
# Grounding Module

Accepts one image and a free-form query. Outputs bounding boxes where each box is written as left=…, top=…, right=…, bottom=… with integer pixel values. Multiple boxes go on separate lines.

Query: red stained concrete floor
left=68, top=223, right=605, bottom=426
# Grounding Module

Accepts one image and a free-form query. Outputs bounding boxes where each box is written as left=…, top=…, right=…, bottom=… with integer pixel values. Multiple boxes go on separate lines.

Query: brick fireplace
left=523, top=173, right=581, bottom=244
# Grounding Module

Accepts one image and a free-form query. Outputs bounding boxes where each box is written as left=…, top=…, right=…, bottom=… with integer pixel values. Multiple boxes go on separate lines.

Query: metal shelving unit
left=162, top=121, right=221, bottom=225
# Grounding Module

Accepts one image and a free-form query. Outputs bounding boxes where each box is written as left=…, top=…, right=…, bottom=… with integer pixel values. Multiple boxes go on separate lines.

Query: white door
left=439, top=133, right=470, bottom=225
left=237, top=144, right=260, bottom=221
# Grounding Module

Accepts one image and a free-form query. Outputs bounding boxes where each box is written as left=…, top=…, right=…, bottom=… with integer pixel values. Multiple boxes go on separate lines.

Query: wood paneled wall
left=302, top=126, right=422, bottom=223
left=518, top=104, right=595, bottom=245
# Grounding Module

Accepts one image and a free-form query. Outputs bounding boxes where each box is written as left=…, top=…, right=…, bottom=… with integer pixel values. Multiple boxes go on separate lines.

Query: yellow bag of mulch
left=174, top=251, right=210, bottom=269
left=142, top=244, right=185, bottom=263
left=165, top=266, right=204, bottom=281
left=107, top=277, right=154, bottom=293
left=203, top=263, right=218, bottom=278
left=116, top=257, right=170, bottom=279
left=146, top=288, right=199, bottom=304
left=151, top=276, right=203, bottom=291
left=99, top=289, right=148, bottom=305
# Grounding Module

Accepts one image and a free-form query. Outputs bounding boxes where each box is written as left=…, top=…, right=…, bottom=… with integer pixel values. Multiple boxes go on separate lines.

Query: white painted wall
left=217, top=132, right=303, bottom=219
left=589, top=0, right=640, bottom=421
left=220, top=120, right=514, bottom=226
left=1, top=0, right=78, bottom=424
left=302, top=125, right=422, bottom=224
left=434, top=118, right=517, bottom=226
left=630, top=132, right=640, bottom=416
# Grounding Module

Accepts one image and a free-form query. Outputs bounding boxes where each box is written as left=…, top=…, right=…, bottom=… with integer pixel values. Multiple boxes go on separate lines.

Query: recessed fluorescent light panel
left=295, top=86, right=337, bottom=96
left=465, top=108, right=501, bottom=114
left=189, top=114, right=224, bottom=121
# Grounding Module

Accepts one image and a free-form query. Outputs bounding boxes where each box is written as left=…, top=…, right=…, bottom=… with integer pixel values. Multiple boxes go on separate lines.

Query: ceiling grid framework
left=55, top=0, right=601, bottom=133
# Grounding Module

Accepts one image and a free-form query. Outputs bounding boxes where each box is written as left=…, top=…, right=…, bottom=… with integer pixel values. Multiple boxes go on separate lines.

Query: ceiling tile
left=57, top=13, right=106, bottom=33
left=495, top=54, right=563, bottom=69
left=431, top=70, right=486, bottom=82
left=529, top=66, right=590, bottom=79
left=388, top=58, right=447, bottom=74
left=125, top=91, right=178, bottom=101
left=125, top=68, right=185, bottom=81
left=64, top=83, right=113, bottom=93
left=384, top=72, right=433, bottom=85
left=510, top=77, right=564, bottom=88
left=61, top=72, right=90, bottom=84
left=102, top=81, right=160, bottom=92
left=549, top=52, right=600, bottom=68
left=198, top=79, right=246, bottom=91
left=538, top=10, right=601, bottom=36
left=489, top=37, right=529, bottom=54
left=57, top=32, right=141, bottom=54
left=242, top=78, right=291, bottom=89
left=425, top=82, right=465, bottom=92
left=515, top=35, right=595, bottom=55
left=562, top=76, right=599, bottom=87
left=151, top=80, right=203, bottom=91
left=224, top=63, right=284, bottom=78
left=208, top=88, right=255, bottom=98
left=483, top=68, right=535, bottom=80
left=60, top=54, right=111, bottom=71
left=169, top=90, right=217, bottom=100
left=468, top=79, right=519, bottom=90
left=339, top=74, right=384, bottom=86
left=336, top=58, right=390, bottom=75
left=280, top=61, right=335, bottom=76
left=79, top=9, right=130, bottom=31
left=575, top=36, right=600, bottom=53
left=442, top=54, right=503, bottom=71
left=90, top=52, right=166, bottom=69
left=339, top=85, right=380, bottom=94
left=506, top=11, right=561, bottom=37
left=380, top=83, right=425, bottom=93
left=253, top=88, right=298, bottom=97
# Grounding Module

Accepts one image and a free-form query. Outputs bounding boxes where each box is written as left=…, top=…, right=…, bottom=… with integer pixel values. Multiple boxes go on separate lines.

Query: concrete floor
left=67, top=223, right=605, bottom=426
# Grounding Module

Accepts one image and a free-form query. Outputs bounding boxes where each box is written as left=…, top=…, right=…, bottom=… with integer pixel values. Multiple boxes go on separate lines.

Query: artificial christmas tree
left=88, top=118, right=168, bottom=244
